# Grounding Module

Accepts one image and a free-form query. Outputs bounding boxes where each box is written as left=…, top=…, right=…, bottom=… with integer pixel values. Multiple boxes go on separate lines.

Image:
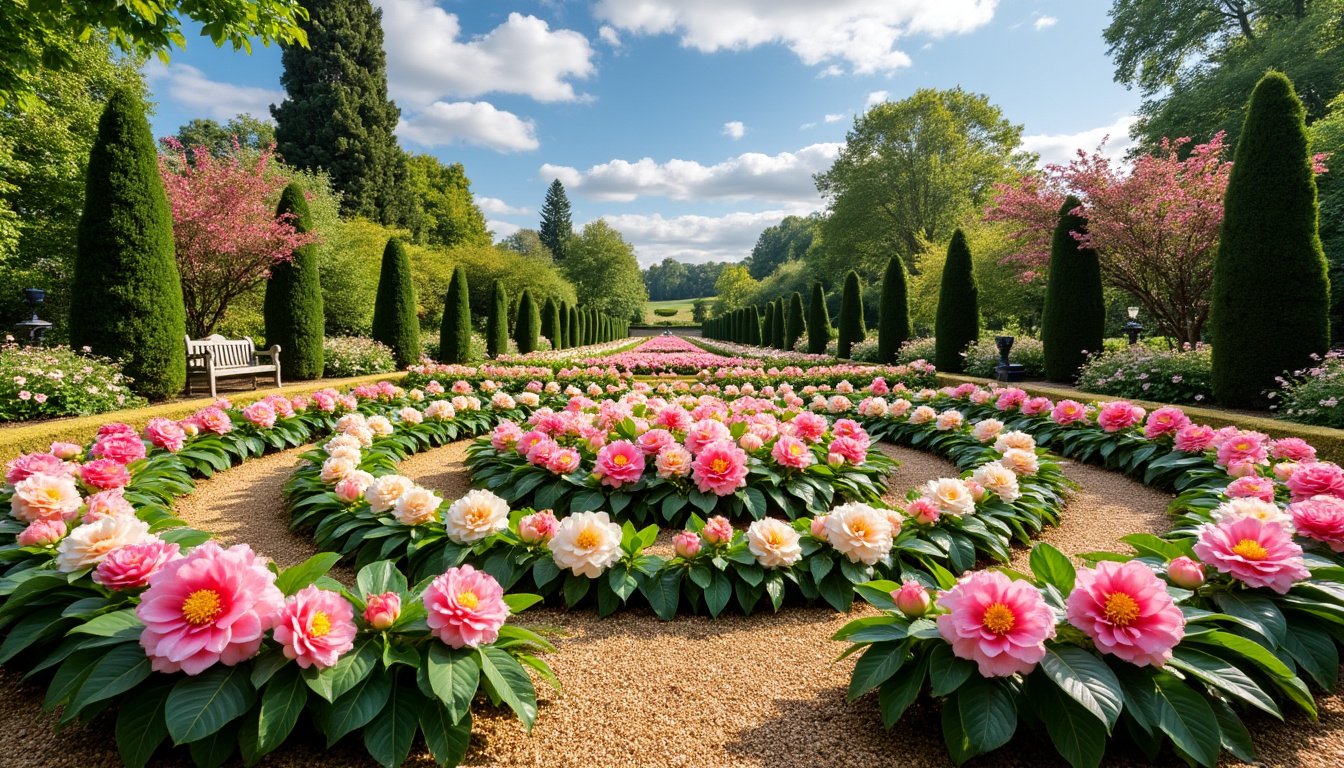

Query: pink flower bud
left=1167, top=557, right=1205, bottom=589
left=363, top=592, right=401, bottom=630
left=334, top=475, right=367, bottom=504
left=892, top=580, right=931, bottom=618
left=17, top=518, right=67, bottom=547
left=827, top=452, right=844, bottom=467
left=673, top=530, right=702, bottom=559
left=702, top=515, right=733, bottom=545
left=518, top=510, right=559, bottom=544
left=739, top=433, right=764, bottom=452
left=965, top=479, right=987, bottom=503
left=1273, top=462, right=1298, bottom=482
left=809, top=515, right=829, bottom=540
left=905, top=498, right=941, bottom=525
left=49, top=442, right=83, bottom=460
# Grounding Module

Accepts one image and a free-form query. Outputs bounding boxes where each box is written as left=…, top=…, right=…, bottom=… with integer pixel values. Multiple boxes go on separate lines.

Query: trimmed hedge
left=785, top=291, right=806, bottom=350
left=933, top=229, right=979, bottom=373
left=877, top=255, right=911, bottom=364
left=370, top=237, right=421, bottom=368
left=1041, top=195, right=1104, bottom=383
left=438, top=265, right=471, bottom=363
left=837, top=270, right=865, bottom=358
left=265, top=182, right=326, bottom=379
left=486, top=280, right=508, bottom=358
left=807, top=282, right=830, bottom=354
left=515, top=289, right=540, bottom=354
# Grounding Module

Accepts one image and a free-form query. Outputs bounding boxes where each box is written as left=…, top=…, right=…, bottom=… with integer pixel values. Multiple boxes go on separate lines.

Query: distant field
left=642, top=297, right=710, bottom=325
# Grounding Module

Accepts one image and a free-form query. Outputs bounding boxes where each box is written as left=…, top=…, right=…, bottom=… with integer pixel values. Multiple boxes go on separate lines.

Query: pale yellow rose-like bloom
left=1212, top=498, right=1292, bottom=530
left=336, top=413, right=368, bottom=433
left=972, top=461, right=1021, bottom=504
left=393, top=486, right=444, bottom=526
left=971, top=419, right=1005, bottom=443
left=1001, top=448, right=1040, bottom=476
left=326, top=444, right=362, bottom=463
left=889, top=398, right=912, bottom=417
left=56, top=515, right=154, bottom=572
left=491, top=393, right=516, bottom=410
left=518, top=392, right=541, bottom=408
left=935, top=410, right=964, bottom=431
left=993, top=430, right=1037, bottom=454
left=909, top=405, right=937, bottom=425
left=320, top=456, right=357, bottom=484
left=443, top=489, right=510, bottom=544
left=346, top=426, right=374, bottom=447
left=324, top=433, right=362, bottom=453
left=408, top=388, right=425, bottom=402
left=921, top=477, right=977, bottom=517
left=398, top=407, right=424, bottom=425
left=424, top=400, right=456, bottom=420
left=10, top=473, right=83, bottom=523
left=366, top=475, right=415, bottom=513
left=825, top=503, right=894, bottom=565
left=549, top=511, right=623, bottom=577
left=746, top=518, right=803, bottom=568
left=367, top=415, right=395, bottom=437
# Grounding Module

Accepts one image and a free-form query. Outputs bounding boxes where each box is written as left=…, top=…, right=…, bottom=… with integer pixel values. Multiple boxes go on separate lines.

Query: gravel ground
left=2, top=442, right=1341, bottom=768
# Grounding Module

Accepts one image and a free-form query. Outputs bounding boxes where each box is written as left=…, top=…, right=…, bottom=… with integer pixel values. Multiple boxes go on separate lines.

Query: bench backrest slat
left=186, top=335, right=258, bottom=369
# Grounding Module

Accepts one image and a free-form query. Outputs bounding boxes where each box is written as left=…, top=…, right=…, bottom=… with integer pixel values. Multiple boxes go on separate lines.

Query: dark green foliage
left=837, top=270, right=866, bottom=358
left=515, top=290, right=540, bottom=354
left=786, top=291, right=806, bottom=350
left=272, top=0, right=412, bottom=224
left=539, top=179, right=572, bottom=261
left=772, top=300, right=787, bottom=348
left=807, top=282, right=831, bottom=354
left=1041, top=196, right=1105, bottom=382
left=541, top=297, right=560, bottom=349
left=761, top=303, right=775, bottom=348
left=743, top=306, right=759, bottom=345
left=1212, top=72, right=1332, bottom=407
left=557, top=300, right=569, bottom=349
left=877, top=256, right=911, bottom=363
left=69, top=89, right=185, bottom=399
left=568, top=305, right=579, bottom=348
left=486, top=280, right=508, bottom=358
left=264, top=182, right=325, bottom=379
left=370, top=238, right=420, bottom=368
left=438, top=265, right=471, bottom=363
left=934, top=229, right=980, bottom=373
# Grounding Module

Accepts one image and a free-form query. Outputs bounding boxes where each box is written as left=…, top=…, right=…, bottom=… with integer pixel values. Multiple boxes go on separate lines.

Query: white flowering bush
left=1273, top=350, right=1344, bottom=428
left=1076, top=343, right=1213, bottom=404
left=322, top=336, right=397, bottom=377
left=0, top=343, right=146, bottom=421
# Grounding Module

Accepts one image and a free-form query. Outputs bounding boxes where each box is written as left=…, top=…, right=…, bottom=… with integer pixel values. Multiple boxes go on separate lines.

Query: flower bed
left=1272, top=350, right=1344, bottom=428
left=1077, top=342, right=1215, bottom=405
left=0, top=342, right=147, bottom=422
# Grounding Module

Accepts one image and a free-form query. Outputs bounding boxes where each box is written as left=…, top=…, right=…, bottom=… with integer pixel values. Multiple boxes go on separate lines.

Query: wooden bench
left=184, top=335, right=282, bottom=398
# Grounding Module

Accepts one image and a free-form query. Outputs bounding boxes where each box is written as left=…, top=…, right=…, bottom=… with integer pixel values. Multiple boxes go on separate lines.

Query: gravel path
left=2, top=441, right=1341, bottom=768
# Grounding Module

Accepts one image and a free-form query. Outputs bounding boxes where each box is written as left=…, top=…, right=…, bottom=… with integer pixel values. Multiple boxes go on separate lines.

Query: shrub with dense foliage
left=1077, top=343, right=1215, bottom=405
left=438, top=265, right=470, bottom=364
left=487, top=280, right=509, bottom=358
left=934, top=229, right=979, bottom=372
left=962, top=336, right=1046, bottom=379
left=837, top=270, right=865, bottom=358
left=1041, top=195, right=1104, bottom=382
left=371, top=237, right=421, bottom=368
left=264, top=182, right=325, bottom=380
left=515, top=289, right=540, bottom=354
left=0, top=343, right=147, bottom=421
left=322, top=336, right=397, bottom=377
left=877, top=255, right=911, bottom=363
left=807, top=282, right=831, bottom=354
left=1273, top=350, right=1344, bottom=428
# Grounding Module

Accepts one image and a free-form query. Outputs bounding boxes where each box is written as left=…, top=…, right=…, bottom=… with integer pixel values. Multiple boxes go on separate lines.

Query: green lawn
left=643, top=297, right=710, bottom=325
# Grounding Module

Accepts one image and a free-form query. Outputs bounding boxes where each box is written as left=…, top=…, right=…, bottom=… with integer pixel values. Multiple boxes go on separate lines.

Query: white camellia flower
left=549, top=511, right=623, bottom=577
left=366, top=475, right=415, bottom=513
left=971, top=419, right=1005, bottom=443
left=935, top=410, right=964, bottom=431
left=56, top=515, right=154, bottom=572
left=324, top=433, right=362, bottom=453
left=398, top=407, right=424, bottom=425
left=1000, top=448, right=1040, bottom=476
left=993, top=430, right=1037, bottom=454
left=746, top=518, right=803, bottom=568
left=335, top=413, right=368, bottom=433
left=393, top=486, right=443, bottom=526
left=972, top=461, right=1021, bottom=504
left=367, top=415, right=395, bottom=437
left=825, top=503, right=894, bottom=565
left=921, top=478, right=977, bottom=517
left=909, top=405, right=937, bottom=425
left=443, top=489, right=511, bottom=544
left=1212, top=497, right=1293, bottom=531
left=320, top=456, right=357, bottom=484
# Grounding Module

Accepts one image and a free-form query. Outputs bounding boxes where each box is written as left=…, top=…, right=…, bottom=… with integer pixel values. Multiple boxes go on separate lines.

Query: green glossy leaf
left=1213, top=591, right=1286, bottom=645
left=425, top=644, right=480, bottom=723
left=478, top=645, right=538, bottom=730
left=928, top=642, right=974, bottom=696
left=1029, top=542, right=1076, bottom=594
left=68, top=641, right=153, bottom=716
left=363, top=680, right=421, bottom=768
left=877, top=651, right=927, bottom=728
left=166, top=665, right=256, bottom=744
left=318, top=667, right=392, bottom=745
left=356, top=560, right=408, bottom=599
left=305, top=635, right=380, bottom=703
left=275, top=552, right=343, bottom=596
left=848, top=641, right=906, bottom=700
left=420, top=703, right=471, bottom=767
left=115, top=682, right=170, bottom=768
left=1168, top=647, right=1281, bottom=717
left=256, top=665, right=307, bottom=757
left=956, top=677, right=1017, bottom=755
left=1151, top=671, right=1221, bottom=767
left=1028, top=673, right=1106, bottom=768
left=1039, top=646, right=1123, bottom=730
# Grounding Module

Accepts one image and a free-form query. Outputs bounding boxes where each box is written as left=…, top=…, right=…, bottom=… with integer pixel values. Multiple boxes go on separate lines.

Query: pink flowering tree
left=158, top=138, right=318, bottom=336
left=986, top=135, right=1232, bottom=345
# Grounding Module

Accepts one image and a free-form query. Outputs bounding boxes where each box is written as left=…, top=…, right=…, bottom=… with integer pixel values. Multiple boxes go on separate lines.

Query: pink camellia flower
left=517, top=430, right=550, bottom=458
left=273, top=586, right=357, bottom=669
left=1225, top=476, right=1276, bottom=503
left=1051, top=399, right=1089, bottom=426
left=1097, top=401, right=1146, bottom=433
left=893, top=581, right=931, bottom=617
left=1290, top=496, right=1344, bottom=552
left=490, top=421, right=524, bottom=451
left=772, top=435, right=814, bottom=470
left=1174, top=424, right=1217, bottom=453
left=790, top=411, right=828, bottom=443
left=1193, top=517, right=1309, bottom=594
left=96, top=423, right=136, bottom=439
left=692, top=441, right=749, bottom=496
left=546, top=447, right=582, bottom=475
left=78, top=458, right=131, bottom=491
left=1066, top=561, right=1185, bottom=667
left=194, top=407, right=233, bottom=435
left=1286, top=462, right=1344, bottom=502
left=1216, top=431, right=1270, bottom=469
left=654, top=444, right=693, bottom=478
left=702, top=515, right=734, bottom=545
left=363, top=592, right=402, bottom=630
left=1271, top=438, right=1317, bottom=464
left=905, top=497, right=941, bottom=525
left=1144, top=406, right=1191, bottom=440
left=936, top=570, right=1057, bottom=677
left=525, top=437, right=559, bottom=467
left=6, top=452, right=69, bottom=485
left=423, top=564, right=510, bottom=649
left=241, top=401, right=277, bottom=429
left=92, top=430, right=146, bottom=465
left=809, top=515, right=829, bottom=540
left=49, top=442, right=83, bottom=461
left=518, top=510, right=559, bottom=544
left=93, top=539, right=181, bottom=590
left=685, top=419, right=732, bottom=454
left=829, top=436, right=867, bottom=465
left=995, top=388, right=1027, bottom=411
left=673, top=530, right=702, bottom=559
left=84, top=488, right=136, bottom=521
left=333, top=472, right=372, bottom=504
left=136, top=541, right=286, bottom=674
left=595, top=440, right=645, bottom=488
left=17, top=518, right=67, bottom=547
left=1167, top=557, right=1205, bottom=589
left=143, top=417, right=186, bottom=452
left=1021, top=397, right=1052, bottom=417
left=10, top=472, right=83, bottom=522
left=637, top=428, right=677, bottom=456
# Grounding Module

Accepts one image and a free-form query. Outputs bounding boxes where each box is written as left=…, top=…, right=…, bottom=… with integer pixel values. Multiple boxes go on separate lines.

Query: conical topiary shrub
left=747, top=305, right=762, bottom=346
left=515, top=289, right=540, bottom=354
left=438, top=265, right=471, bottom=363
left=557, top=300, right=570, bottom=349
left=541, top=297, right=561, bottom=350
left=837, top=270, right=865, bottom=358
left=568, top=305, right=579, bottom=348
left=934, top=229, right=979, bottom=373
left=486, top=280, right=508, bottom=358
left=761, top=303, right=775, bottom=348
left=807, top=282, right=830, bottom=355
left=265, top=182, right=325, bottom=380
left=772, top=299, right=787, bottom=348
left=877, top=256, right=911, bottom=363
left=1212, top=71, right=1332, bottom=407
left=70, top=89, right=186, bottom=399
left=785, top=291, right=806, bottom=351
left=371, top=237, right=421, bottom=368
left=1041, top=196, right=1104, bottom=382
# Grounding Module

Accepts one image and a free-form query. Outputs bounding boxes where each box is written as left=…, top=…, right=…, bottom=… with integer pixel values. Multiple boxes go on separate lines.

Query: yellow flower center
left=181, top=589, right=223, bottom=626
left=1103, top=592, right=1141, bottom=626
left=789, top=444, right=803, bottom=456
left=576, top=527, right=601, bottom=549
left=457, top=591, right=479, bottom=610
left=1232, top=538, right=1268, bottom=560
left=711, top=458, right=728, bottom=473
left=613, top=454, right=628, bottom=466
left=310, top=611, right=332, bottom=637
left=982, top=603, right=1016, bottom=635
left=850, top=519, right=870, bottom=537
left=764, top=529, right=784, bottom=546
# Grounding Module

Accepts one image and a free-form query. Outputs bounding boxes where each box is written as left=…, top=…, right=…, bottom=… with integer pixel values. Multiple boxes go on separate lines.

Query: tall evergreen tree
left=1212, top=72, right=1331, bottom=407
left=515, top=289, right=540, bottom=354
left=837, top=270, right=866, bottom=358
left=70, top=89, right=186, bottom=399
left=272, top=0, right=410, bottom=224
left=877, top=256, right=911, bottom=363
left=371, top=238, right=420, bottom=368
left=785, top=291, right=806, bottom=351
left=772, top=300, right=787, bottom=348
left=761, top=303, right=776, bottom=348
left=486, top=280, right=508, bottom=358
left=438, top=265, right=471, bottom=363
left=557, top=300, right=569, bottom=349
left=539, top=179, right=573, bottom=261
left=541, top=296, right=561, bottom=349
left=568, top=305, right=579, bottom=348
left=1041, top=196, right=1105, bottom=382
left=264, top=182, right=325, bottom=379
left=934, top=229, right=980, bottom=373
left=807, top=282, right=831, bottom=354
left=746, top=307, right=762, bottom=346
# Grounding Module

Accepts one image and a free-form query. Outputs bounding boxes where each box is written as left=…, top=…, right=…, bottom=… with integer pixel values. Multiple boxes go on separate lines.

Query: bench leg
left=209, top=376, right=217, bottom=399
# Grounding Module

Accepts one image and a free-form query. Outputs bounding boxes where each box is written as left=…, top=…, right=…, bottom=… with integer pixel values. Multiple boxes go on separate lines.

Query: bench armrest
left=254, top=345, right=281, bottom=360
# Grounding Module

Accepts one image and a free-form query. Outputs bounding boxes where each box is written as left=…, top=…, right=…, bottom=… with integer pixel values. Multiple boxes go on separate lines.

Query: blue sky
left=144, top=0, right=1140, bottom=266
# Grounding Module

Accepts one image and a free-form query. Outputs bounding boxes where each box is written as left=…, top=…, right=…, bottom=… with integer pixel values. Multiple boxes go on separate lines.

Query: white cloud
left=866, top=90, right=889, bottom=107
left=800, top=121, right=817, bottom=130
left=817, top=65, right=846, bottom=78
left=1020, top=115, right=1138, bottom=167
left=722, top=120, right=746, bottom=139
left=599, top=25, right=622, bottom=46
left=144, top=62, right=283, bottom=122
left=478, top=197, right=532, bottom=216
left=594, top=0, right=997, bottom=75
left=602, top=209, right=818, bottom=266
left=824, top=113, right=845, bottom=123
left=1033, top=15, right=1057, bottom=30
left=539, top=143, right=842, bottom=204
left=375, top=1, right=594, bottom=108
left=398, top=101, right=539, bottom=152
left=489, top=219, right=523, bottom=240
